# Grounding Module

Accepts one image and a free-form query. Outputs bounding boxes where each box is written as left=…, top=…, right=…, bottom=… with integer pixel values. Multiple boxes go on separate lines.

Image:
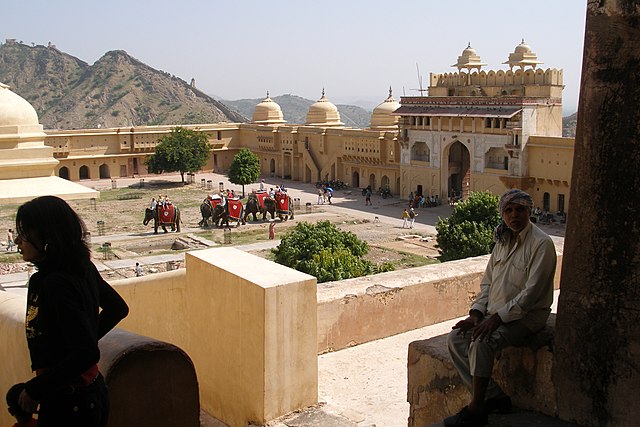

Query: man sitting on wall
left=443, top=189, right=557, bottom=427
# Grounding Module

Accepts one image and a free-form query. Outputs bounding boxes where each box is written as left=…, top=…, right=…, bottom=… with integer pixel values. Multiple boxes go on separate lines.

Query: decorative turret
left=503, top=39, right=543, bottom=70
left=252, top=91, right=286, bottom=124
left=370, top=87, right=400, bottom=129
left=305, top=89, right=343, bottom=127
left=452, top=43, right=487, bottom=72
left=0, top=82, right=98, bottom=202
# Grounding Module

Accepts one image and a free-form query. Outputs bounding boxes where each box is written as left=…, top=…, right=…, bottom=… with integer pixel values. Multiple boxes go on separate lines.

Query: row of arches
left=351, top=171, right=397, bottom=193
left=59, top=164, right=112, bottom=180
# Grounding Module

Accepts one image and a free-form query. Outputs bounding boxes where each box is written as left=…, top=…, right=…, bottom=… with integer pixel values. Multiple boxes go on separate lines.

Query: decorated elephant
left=198, top=198, right=216, bottom=228
left=144, top=204, right=181, bottom=234
left=200, top=196, right=245, bottom=228
left=264, top=191, right=294, bottom=221
left=199, top=196, right=226, bottom=228
left=244, top=191, right=270, bottom=222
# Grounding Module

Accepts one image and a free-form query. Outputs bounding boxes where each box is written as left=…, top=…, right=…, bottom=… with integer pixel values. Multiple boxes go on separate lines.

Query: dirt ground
left=0, top=174, right=441, bottom=276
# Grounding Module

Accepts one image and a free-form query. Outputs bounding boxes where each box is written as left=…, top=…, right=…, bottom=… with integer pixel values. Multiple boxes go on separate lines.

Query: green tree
left=272, top=220, right=394, bottom=283
left=145, top=126, right=210, bottom=183
left=228, top=148, right=260, bottom=197
left=435, top=191, right=502, bottom=262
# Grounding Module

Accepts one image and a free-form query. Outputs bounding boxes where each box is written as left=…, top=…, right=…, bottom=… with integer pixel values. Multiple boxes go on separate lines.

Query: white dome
left=0, top=82, right=40, bottom=127
left=370, top=88, right=400, bottom=129
left=515, top=40, right=532, bottom=53
left=451, top=43, right=487, bottom=71
left=306, top=90, right=343, bottom=126
left=503, top=39, right=543, bottom=69
left=252, top=92, right=285, bottom=124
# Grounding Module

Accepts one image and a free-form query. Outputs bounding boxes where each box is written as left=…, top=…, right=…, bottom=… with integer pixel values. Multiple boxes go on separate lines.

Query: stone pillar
left=185, top=248, right=318, bottom=427
left=553, top=2, right=640, bottom=426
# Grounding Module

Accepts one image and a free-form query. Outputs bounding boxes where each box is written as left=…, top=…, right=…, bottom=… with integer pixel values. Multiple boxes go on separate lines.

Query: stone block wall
left=407, top=316, right=556, bottom=427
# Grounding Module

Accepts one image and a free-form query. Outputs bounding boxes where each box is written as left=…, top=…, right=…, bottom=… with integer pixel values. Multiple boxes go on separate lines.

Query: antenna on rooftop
left=410, top=63, right=428, bottom=96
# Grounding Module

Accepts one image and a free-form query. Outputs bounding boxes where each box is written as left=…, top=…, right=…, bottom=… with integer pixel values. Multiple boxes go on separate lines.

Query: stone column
left=553, top=2, right=640, bottom=426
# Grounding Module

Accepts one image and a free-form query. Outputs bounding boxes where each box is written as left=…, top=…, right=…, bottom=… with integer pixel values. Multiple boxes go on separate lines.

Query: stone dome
left=515, top=40, right=532, bottom=53
left=504, top=39, right=543, bottom=69
left=452, top=43, right=487, bottom=71
left=0, top=82, right=40, bottom=127
left=305, top=89, right=344, bottom=126
left=252, top=92, right=286, bottom=124
left=370, top=88, right=400, bottom=129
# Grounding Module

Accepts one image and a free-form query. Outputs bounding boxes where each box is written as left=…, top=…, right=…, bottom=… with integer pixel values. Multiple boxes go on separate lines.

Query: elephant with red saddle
left=144, top=204, right=181, bottom=234
left=265, top=191, right=294, bottom=221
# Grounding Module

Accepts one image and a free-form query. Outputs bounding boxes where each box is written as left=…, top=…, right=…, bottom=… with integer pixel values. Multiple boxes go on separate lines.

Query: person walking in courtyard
left=268, top=221, right=276, bottom=240
left=317, top=188, right=324, bottom=204
left=365, top=188, right=372, bottom=206
left=7, top=229, right=14, bottom=251
left=402, top=208, right=410, bottom=228
left=442, top=189, right=556, bottom=427
left=10, top=195, right=129, bottom=427
left=135, top=262, right=143, bottom=277
left=409, top=207, right=417, bottom=228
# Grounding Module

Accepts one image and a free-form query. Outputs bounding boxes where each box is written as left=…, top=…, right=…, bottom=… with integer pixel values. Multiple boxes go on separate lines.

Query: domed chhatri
left=252, top=91, right=286, bottom=124
left=0, top=82, right=40, bottom=128
left=451, top=43, right=487, bottom=72
left=305, top=89, right=344, bottom=127
left=370, top=87, right=400, bottom=129
left=504, top=39, right=543, bottom=70
left=0, top=82, right=98, bottom=202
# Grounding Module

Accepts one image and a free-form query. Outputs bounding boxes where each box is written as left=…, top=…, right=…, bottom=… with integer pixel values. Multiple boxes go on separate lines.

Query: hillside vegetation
left=0, top=41, right=247, bottom=129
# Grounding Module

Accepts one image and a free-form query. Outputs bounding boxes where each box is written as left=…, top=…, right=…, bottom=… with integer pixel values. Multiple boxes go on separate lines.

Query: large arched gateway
left=445, top=141, right=471, bottom=200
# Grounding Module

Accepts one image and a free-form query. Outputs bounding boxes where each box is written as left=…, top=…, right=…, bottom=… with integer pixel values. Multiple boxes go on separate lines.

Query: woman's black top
left=24, top=262, right=129, bottom=401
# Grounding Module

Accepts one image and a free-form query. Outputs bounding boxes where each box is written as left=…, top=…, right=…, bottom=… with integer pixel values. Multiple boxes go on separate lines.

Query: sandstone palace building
left=42, top=42, right=574, bottom=213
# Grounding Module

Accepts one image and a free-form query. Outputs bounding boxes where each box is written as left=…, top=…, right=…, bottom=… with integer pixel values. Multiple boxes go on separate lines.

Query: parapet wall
left=318, top=242, right=563, bottom=353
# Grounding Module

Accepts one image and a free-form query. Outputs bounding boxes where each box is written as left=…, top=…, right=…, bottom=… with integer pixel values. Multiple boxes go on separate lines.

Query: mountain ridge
left=0, top=41, right=247, bottom=129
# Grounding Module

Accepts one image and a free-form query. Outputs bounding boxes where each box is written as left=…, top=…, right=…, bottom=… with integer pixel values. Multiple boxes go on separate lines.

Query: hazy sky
left=3, top=0, right=587, bottom=113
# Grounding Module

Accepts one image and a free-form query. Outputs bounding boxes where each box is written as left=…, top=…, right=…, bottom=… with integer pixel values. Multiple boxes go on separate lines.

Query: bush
left=272, top=220, right=392, bottom=283
left=436, top=191, right=501, bottom=261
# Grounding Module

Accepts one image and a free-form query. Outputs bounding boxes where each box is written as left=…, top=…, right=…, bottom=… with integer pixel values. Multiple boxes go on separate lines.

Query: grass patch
left=0, top=253, right=23, bottom=263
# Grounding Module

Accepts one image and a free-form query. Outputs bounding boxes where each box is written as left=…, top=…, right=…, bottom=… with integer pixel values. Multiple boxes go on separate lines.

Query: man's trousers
left=447, top=318, right=532, bottom=399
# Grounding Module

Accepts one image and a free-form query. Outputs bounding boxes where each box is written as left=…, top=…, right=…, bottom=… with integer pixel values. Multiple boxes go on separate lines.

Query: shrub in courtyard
left=272, top=220, right=393, bottom=283
left=435, top=191, right=501, bottom=262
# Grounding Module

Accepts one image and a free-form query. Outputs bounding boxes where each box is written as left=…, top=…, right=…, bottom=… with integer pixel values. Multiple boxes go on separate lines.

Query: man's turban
left=494, top=189, right=533, bottom=242
left=498, top=189, right=533, bottom=213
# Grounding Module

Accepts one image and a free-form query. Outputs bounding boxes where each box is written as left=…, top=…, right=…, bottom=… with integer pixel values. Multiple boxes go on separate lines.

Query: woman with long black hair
left=10, top=195, right=129, bottom=427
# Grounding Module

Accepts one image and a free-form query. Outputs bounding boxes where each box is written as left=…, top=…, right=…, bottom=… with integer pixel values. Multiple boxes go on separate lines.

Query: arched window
left=59, top=166, right=70, bottom=180
left=99, top=163, right=110, bottom=179
left=411, top=142, right=430, bottom=162
left=79, top=165, right=90, bottom=180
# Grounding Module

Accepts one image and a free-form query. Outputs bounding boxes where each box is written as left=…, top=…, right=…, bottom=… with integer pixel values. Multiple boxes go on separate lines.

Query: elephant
left=198, top=199, right=215, bottom=228
left=144, top=205, right=181, bottom=234
left=265, top=192, right=295, bottom=221
left=212, top=201, right=245, bottom=228
left=244, top=193, right=268, bottom=222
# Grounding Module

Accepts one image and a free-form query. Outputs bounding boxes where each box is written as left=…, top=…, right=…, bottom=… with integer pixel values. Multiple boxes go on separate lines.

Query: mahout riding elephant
left=144, top=204, right=181, bottom=234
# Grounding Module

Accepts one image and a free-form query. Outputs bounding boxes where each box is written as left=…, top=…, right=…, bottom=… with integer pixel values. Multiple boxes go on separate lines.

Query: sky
left=2, top=0, right=587, bottom=114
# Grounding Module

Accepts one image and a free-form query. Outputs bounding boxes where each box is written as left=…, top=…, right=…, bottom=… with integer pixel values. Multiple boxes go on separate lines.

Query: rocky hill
left=224, top=94, right=372, bottom=128
left=0, top=40, right=247, bottom=129
left=562, top=112, right=577, bottom=137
